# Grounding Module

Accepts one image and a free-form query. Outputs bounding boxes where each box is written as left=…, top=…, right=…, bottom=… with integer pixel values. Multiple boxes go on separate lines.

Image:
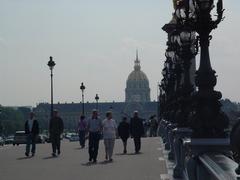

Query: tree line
left=0, top=106, right=30, bottom=136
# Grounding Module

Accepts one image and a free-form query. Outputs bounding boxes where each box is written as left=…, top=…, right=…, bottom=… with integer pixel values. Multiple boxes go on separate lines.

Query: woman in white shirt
left=102, top=111, right=117, bottom=162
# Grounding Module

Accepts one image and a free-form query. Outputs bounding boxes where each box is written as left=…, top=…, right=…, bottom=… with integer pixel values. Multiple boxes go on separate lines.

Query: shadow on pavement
left=115, top=153, right=126, bottom=156
left=81, top=162, right=97, bottom=166
left=127, top=152, right=143, bottom=155
left=98, top=160, right=112, bottom=165
left=81, top=160, right=112, bottom=166
left=17, top=156, right=32, bottom=160
left=42, top=156, right=58, bottom=160
left=115, top=152, right=143, bottom=156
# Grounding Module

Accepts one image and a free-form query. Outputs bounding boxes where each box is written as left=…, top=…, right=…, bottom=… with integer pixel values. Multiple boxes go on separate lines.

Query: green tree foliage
left=221, top=99, right=240, bottom=128
left=0, top=106, right=27, bottom=136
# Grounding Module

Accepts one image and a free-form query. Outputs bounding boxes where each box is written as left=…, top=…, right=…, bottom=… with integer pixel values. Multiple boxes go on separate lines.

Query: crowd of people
left=24, top=109, right=158, bottom=163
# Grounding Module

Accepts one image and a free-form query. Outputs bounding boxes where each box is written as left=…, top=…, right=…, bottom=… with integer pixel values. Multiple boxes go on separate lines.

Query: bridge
left=0, top=138, right=171, bottom=180
left=1, top=0, right=240, bottom=180
left=1, top=136, right=239, bottom=180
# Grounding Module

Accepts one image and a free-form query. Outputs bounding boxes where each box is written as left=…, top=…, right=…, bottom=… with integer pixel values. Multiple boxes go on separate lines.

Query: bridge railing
left=159, top=122, right=240, bottom=180
left=198, top=154, right=238, bottom=180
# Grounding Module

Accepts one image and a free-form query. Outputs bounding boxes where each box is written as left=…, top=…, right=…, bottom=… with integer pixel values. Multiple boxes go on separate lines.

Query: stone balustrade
left=159, top=122, right=240, bottom=180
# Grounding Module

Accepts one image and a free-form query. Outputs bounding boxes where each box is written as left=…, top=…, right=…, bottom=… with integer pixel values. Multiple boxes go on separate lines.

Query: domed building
left=34, top=51, right=157, bottom=130
left=125, top=51, right=151, bottom=102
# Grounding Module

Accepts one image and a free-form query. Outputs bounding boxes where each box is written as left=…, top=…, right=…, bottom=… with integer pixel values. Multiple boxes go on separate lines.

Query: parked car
left=45, top=136, right=51, bottom=143
left=13, top=131, right=26, bottom=146
left=4, top=136, right=14, bottom=145
left=42, top=134, right=51, bottom=143
left=65, top=132, right=74, bottom=140
left=13, top=131, right=45, bottom=145
left=69, top=133, right=79, bottom=142
left=36, top=135, right=46, bottom=144
left=0, top=136, right=4, bottom=146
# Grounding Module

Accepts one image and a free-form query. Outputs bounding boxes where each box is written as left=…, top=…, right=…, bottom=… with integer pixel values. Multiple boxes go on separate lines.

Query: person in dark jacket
left=149, top=115, right=158, bottom=137
left=130, top=111, right=144, bottom=154
left=49, top=109, right=64, bottom=157
left=78, top=115, right=87, bottom=148
left=118, top=117, right=130, bottom=154
left=25, top=112, right=39, bottom=157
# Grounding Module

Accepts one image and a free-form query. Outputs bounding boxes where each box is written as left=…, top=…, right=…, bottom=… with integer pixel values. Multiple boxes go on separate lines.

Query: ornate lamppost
left=80, top=82, right=85, bottom=116
left=95, top=94, right=99, bottom=110
left=159, top=25, right=181, bottom=151
left=47, top=56, right=55, bottom=119
left=164, top=2, right=198, bottom=177
left=162, top=23, right=179, bottom=123
left=187, top=0, right=229, bottom=138
left=172, top=0, right=198, bottom=128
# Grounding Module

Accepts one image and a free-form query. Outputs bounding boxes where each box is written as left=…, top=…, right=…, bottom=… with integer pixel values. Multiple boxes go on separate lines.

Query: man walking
left=49, top=109, right=64, bottom=157
left=149, top=115, right=158, bottom=137
left=78, top=115, right=87, bottom=148
left=87, top=110, right=102, bottom=163
left=25, top=112, right=39, bottom=157
left=130, top=111, right=144, bottom=154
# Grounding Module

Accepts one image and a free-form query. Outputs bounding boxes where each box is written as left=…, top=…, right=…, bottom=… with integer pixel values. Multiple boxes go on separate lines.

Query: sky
left=0, top=0, right=240, bottom=107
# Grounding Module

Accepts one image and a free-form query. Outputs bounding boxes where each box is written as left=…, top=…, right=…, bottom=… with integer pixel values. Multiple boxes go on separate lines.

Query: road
left=0, top=137, right=169, bottom=180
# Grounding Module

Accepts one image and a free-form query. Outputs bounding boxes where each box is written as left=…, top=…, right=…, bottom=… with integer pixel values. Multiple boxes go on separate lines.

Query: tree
left=0, top=107, right=26, bottom=136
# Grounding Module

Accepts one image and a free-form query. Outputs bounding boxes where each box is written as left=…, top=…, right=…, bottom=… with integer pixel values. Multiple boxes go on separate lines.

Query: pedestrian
left=87, top=109, right=102, bottom=163
left=143, top=119, right=150, bottom=137
left=49, top=109, right=64, bottom=157
left=130, top=111, right=144, bottom=154
left=118, top=117, right=130, bottom=154
left=25, top=112, right=39, bottom=157
left=102, top=111, right=117, bottom=162
left=78, top=115, right=87, bottom=148
left=149, top=115, right=158, bottom=137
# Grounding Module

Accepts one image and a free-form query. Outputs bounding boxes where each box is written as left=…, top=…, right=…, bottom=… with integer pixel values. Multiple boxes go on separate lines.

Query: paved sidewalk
left=0, top=137, right=168, bottom=180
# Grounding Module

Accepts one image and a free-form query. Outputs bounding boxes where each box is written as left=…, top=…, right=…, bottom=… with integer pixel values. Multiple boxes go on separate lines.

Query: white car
left=69, top=134, right=79, bottom=142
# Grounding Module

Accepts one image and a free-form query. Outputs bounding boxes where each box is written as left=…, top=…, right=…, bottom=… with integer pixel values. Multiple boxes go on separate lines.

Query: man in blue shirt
left=87, top=109, right=102, bottom=163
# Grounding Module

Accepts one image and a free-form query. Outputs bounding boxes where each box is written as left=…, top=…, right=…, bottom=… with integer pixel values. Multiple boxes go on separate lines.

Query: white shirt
left=102, top=119, right=117, bottom=139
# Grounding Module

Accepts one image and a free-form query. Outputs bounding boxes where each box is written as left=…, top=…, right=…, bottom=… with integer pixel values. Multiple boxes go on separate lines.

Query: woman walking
left=102, top=111, right=117, bottom=162
left=118, top=117, right=130, bottom=154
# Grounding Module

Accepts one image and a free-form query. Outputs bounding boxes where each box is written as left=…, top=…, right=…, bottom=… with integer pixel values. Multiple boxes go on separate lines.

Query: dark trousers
left=79, top=130, right=86, bottom=147
left=88, top=132, right=100, bottom=161
left=26, top=134, right=36, bottom=154
left=150, top=128, right=157, bottom=137
left=133, top=137, right=141, bottom=153
left=51, top=134, right=61, bottom=154
left=121, top=138, right=128, bottom=152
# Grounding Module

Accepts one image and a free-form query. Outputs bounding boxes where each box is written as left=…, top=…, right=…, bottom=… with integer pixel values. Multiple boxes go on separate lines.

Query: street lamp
left=80, top=82, right=85, bottom=115
left=47, top=56, right=55, bottom=119
left=186, top=0, right=229, bottom=138
left=95, top=94, right=99, bottom=110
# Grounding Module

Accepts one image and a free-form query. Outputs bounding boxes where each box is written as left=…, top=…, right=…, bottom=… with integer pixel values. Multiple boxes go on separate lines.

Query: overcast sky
left=0, top=0, right=240, bottom=107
